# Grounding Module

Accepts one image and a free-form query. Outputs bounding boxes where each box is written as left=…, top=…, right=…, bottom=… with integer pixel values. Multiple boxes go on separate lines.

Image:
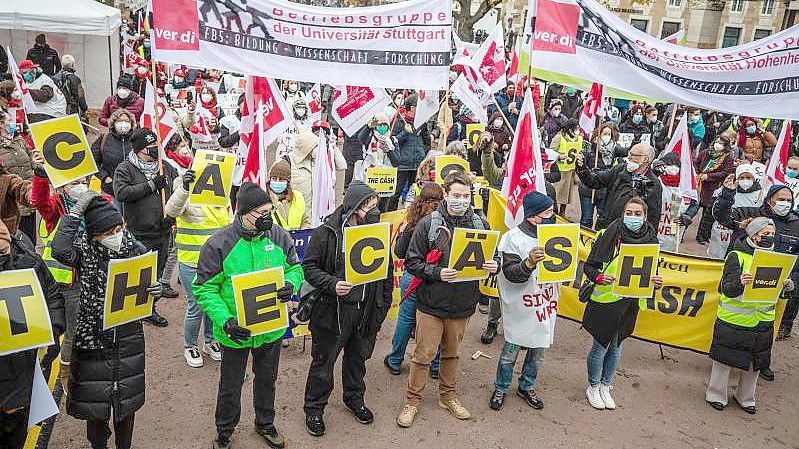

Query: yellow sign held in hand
left=435, top=155, right=470, bottom=184
left=232, top=267, right=289, bottom=336
left=612, top=244, right=660, bottom=298
left=189, top=149, right=234, bottom=207
left=344, top=222, right=391, bottom=286
left=466, top=124, right=485, bottom=149
left=448, top=227, right=500, bottom=282
left=0, top=269, right=55, bottom=356
left=538, top=223, right=580, bottom=283
left=103, top=252, right=158, bottom=330
left=742, top=249, right=797, bottom=303
left=29, top=114, right=98, bottom=188
left=365, top=167, right=398, bottom=197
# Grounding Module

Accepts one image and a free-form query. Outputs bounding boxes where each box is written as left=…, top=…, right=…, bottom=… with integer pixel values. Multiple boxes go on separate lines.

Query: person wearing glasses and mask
left=193, top=183, right=304, bottom=449
left=302, top=181, right=393, bottom=437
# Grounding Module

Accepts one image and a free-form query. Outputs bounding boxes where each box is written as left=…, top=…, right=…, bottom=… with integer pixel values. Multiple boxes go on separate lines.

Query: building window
left=754, top=29, right=772, bottom=40
left=761, top=0, right=775, bottom=15
left=729, top=0, right=744, bottom=12
left=667, top=0, right=681, bottom=6
left=721, top=27, right=741, bottom=48
left=630, top=19, right=648, bottom=33
left=661, top=21, right=681, bottom=39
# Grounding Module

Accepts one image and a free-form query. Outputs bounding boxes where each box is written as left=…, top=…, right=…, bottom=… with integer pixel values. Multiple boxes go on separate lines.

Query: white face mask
left=288, top=83, right=298, bottom=92
left=626, top=160, right=641, bottom=173
left=713, top=143, right=725, bottom=152
left=551, top=110, right=561, bottom=117
left=174, top=76, right=184, bottom=83
left=100, top=232, right=124, bottom=252
left=394, top=98, right=404, bottom=107
left=10, top=91, right=21, bottom=100
left=294, top=107, right=306, bottom=117
left=664, top=166, right=679, bottom=176
left=117, top=88, right=130, bottom=99
left=600, top=135, right=612, bottom=145
left=201, top=93, right=213, bottom=103
left=447, top=197, right=470, bottom=216
left=67, top=183, right=88, bottom=200
left=738, top=179, right=754, bottom=190
left=492, top=119, right=503, bottom=128
left=772, top=200, right=792, bottom=217
left=115, top=121, right=131, bottom=135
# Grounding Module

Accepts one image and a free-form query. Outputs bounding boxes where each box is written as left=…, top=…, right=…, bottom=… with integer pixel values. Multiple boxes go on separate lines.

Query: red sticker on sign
left=151, top=0, right=200, bottom=51
left=534, top=0, right=580, bottom=54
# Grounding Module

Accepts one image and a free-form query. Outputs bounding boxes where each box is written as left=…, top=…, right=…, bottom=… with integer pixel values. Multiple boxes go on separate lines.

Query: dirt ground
left=48, top=197, right=798, bottom=449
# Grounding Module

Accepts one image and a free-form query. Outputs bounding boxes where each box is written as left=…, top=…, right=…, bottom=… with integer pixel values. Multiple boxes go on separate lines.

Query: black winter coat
left=710, top=237, right=774, bottom=371
left=405, top=202, right=497, bottom=319
left=302, top=183, right=393, bottom=336
left=92, top=131, right=135, bottom=196
left=390, top=120, right=429, bottom=171
left=0, top=233, right=65, bottom=411
left=577, top=141, right=622, bottom=200
left=26, top=44, right=61, bottom=77
left=113, top=160, right=178, bottom=240
left=576, top=163, right=662, bottom=230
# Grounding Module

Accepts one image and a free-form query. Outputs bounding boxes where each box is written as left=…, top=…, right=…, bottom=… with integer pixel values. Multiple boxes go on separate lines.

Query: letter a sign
left=0, top=269, right=54, bottom=356
left=103, top=252, right=158, bottom=330
left=190, top=149, right=234, bottom=207
left=29, top=114, right=98, bottom=188
left=232, top=267, right=289, bottom=336
left=344, top=222, right=391, bottom=286
left=448, top=227, right=500, bottom=282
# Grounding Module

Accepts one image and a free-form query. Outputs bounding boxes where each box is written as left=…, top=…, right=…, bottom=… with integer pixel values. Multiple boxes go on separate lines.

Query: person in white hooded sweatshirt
left=489, top=191, right=559, bottom=411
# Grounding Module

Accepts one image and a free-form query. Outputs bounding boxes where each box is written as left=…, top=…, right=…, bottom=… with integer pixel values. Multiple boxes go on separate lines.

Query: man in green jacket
left=194, top=183, right=304, bottom=449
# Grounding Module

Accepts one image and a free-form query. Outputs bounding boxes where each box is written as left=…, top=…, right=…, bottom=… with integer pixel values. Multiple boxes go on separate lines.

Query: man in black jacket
left=0, top=228, right=65, bottom=449
left=25, top=34, right=61, bottom=77
left=301, top=181, right=393, bottom=437
left=713, top=183, right=799, bottom=369
left=397, top=171, right=499, bottom=428
left=113, top=129, right=178, bottom=327
left=575, top=142, right=662, bottom=230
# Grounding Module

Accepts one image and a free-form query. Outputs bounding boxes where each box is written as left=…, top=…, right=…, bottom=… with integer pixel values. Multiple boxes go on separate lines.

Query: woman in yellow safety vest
left=267, top=159, right=310, bottom=230
left=706, top=217, right=792, bottom=414
left=581, top=197, right=663, bottom=411
left=549, top=118, right=582, bottom=217
left=164, top=145, right=232, bottom=368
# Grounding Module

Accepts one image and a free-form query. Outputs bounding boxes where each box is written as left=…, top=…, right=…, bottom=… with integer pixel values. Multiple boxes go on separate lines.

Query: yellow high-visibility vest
left=38, top=219, right=73, bottom=284
left=272, top=190, right=306, bottom=231
left=175, top=206, right=231, bottom=266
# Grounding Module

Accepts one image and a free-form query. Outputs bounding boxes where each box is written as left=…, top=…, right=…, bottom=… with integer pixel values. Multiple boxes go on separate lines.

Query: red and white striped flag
left=661, top=113, right=698, bottom=201
left=578, top=82, right=604, bottom=138
left=311, top=130, right=336, bottom=226
left=765, top=121, right=792, bottom=188
left=501, top=88, right=547, bottom=228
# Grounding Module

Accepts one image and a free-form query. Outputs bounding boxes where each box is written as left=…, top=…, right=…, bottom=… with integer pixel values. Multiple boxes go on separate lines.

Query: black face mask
left=540, top=216, right=556, bottom=225
left=363, top=207, right=381, bottom=224
left=255, top=213, right=273, bottom=232
left=757, top=235, right=774, bottom=248
left=146, top=146, right=159, bottom=159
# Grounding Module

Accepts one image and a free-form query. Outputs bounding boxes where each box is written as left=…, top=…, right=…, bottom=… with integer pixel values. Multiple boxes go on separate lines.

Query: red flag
left=507, top=38, right=520, bottom=83
left=241, top=77, right=293, bottom=189
left=501, top=88, right=546, bottom=228
left=765, top=121, right=792, bottom=188
left=662, top=113, right=698, bottom=201
left=578, top=82, right=604, bottom=138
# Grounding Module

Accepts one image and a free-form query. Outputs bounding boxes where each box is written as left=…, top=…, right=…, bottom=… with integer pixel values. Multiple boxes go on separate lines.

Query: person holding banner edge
left=582, top=197, right=663, bottom=410
left=51, top=192, right=160, bottom=449
left=193, top=183, right=304, bottom=449
left=706, top=217, right=793, bottom=414
left=301, top=181, right=393, bottom=437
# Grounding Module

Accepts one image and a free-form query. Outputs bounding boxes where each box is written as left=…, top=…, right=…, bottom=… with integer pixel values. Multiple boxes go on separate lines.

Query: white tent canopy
left=0, top=0, right=122, bottom=108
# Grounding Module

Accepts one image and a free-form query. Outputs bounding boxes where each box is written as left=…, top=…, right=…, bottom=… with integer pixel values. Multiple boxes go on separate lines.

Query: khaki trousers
left=405, top=311, right=469, bottom=406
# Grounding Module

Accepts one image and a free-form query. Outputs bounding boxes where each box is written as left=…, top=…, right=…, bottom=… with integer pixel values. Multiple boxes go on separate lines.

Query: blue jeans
left=587, top=336, right=623, bottom=387
left=179, top=263, right=213, bottom=349
left=579, top=194, right=605, bottom=229
left=494, top=343, right=545, bottom=393
left=387, top=272, right=440, bottom=373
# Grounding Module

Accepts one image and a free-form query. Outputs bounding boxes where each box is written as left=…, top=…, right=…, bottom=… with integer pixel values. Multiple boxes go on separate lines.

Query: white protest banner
left=150, top=0, right=451, bottom=90
left=330, top=86, right=390, bottom=137
left=529, top=0, right=799, bottom=119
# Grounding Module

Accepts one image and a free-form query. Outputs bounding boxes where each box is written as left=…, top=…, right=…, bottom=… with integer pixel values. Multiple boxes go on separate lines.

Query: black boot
left=305, top=413, right=325, bottom=437
left=776, top=324, right=792, bottom=341
left=759, top=367, right=774, bottom=381
left=143, top=306, right=169, bottom=327
left=481, top=323, right=498, bottom=344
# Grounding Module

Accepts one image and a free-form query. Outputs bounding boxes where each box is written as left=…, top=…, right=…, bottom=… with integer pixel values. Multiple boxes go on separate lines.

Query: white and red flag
left=311, top=130, right=337, bottom=226
left=661, top=113, right=698, bottom=202
left=240, top=76, right=293, bottom=190
left=471, top=24, right=507, bottom=94
left=140, top=79, right=177, bottom=156
left=414, top=90, right=439, bottom=129
left=765, top=121, right=792, bottom=188
left=307, top=83, right=323, bottom=123
left=501, top=88, right=547, bottom=228
left=507, top=37, right=521, bottom=83
left=578, top=82, right=605, bottom=138
left=5, top=47, right=36, bottom=113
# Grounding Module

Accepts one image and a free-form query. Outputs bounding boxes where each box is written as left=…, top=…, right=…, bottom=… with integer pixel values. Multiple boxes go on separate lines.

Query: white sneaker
left=184, top=346, right=203, bottom=368
left=599, top=385, right=616, bottom=410
left=586, top=386, right=605, bottom=410
left=203, top=342, right=222, bottom=362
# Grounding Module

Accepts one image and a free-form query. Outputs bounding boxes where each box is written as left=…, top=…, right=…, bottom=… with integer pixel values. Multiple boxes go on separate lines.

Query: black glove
left=182, top=169, right=196, bottom=191
left=33, top=166, right=48, bottom=178
left=69, top=190, right=99, bottom=216
left=152, top=175, right=167, bottom=191
left=276, top=283, right=294, bottom=303
left=223, top=318, right=251, bottom=344
left=651, top=159, right=666, bottom=176
left=679, top=214, right=692, bottom=227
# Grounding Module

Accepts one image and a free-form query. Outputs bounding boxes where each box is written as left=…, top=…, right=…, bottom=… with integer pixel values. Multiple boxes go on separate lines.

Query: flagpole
left=590, top=114, right=601, bottom=205
left=667, top=103, right=679, bottom=138
left=150, top=57, right=167, bottom=213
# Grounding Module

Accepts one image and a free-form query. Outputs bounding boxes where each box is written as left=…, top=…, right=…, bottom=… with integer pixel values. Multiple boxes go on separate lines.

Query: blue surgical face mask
left=623, top=215, right=644, bottom=231
left=746, top=125, right=757, bottom=134
left=633, top=114, right=643, bottom=125
left=787, top=169, right=798, bottom=179
left=270, top=180, right=288, bottom=194
left=7, top=122, right=17, bottom=136
left=22, top=72, right=34, bottom=83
